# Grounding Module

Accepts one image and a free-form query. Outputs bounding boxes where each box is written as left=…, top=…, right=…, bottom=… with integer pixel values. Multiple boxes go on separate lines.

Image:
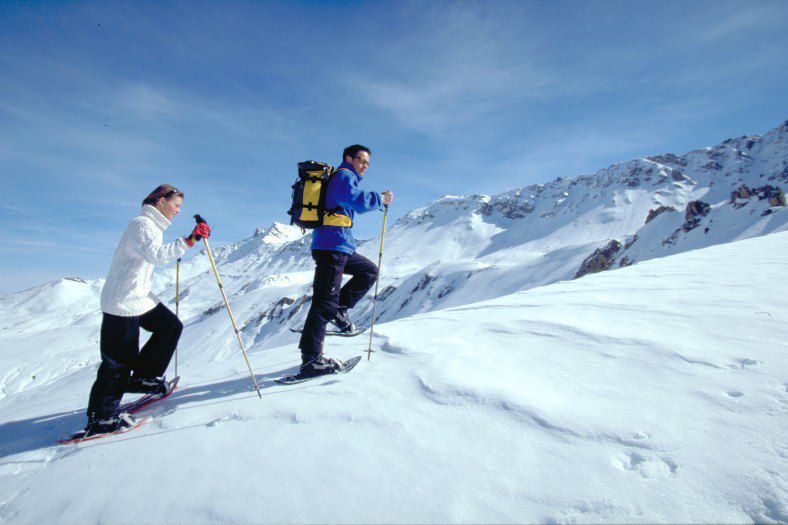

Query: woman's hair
left=142, top=184, right=184, bottom=206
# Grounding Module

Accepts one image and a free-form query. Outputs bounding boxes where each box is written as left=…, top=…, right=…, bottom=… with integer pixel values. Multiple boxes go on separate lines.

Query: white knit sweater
left=100, top=205, right=188, bottom=316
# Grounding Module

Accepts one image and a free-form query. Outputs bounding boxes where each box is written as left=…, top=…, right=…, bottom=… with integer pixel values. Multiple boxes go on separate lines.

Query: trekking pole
left=366, top=204, right=389, bottom=361
left=194, top=215, right=262, bottom=398
left=175, top=257, right=181, bottom=378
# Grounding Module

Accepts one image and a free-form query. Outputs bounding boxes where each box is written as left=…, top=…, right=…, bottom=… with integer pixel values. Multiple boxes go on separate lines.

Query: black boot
left=127, top=376, right=168, bottom=395
left=298, top=356, right=344, bottom=379
left=84, top=412, right=138, bottom=435
left=330, top=307, right=355, bottom=333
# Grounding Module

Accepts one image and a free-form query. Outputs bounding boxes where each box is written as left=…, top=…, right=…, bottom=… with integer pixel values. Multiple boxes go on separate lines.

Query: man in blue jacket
left=299, top=144, right=393, bottom=378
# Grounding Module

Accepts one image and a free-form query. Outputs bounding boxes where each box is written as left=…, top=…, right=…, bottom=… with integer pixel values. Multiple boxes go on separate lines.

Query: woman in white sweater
left=84, top=184, right=211, bottom=436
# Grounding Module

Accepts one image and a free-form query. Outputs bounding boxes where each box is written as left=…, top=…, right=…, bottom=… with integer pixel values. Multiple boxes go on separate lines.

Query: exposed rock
left=202, top=303, right=225, bottom=317
left=684, top=200, right=711, bottom=229
left=647, top=153, right=687, bottom=167
left=619, top=256, right=635, bottom=268
left=701, top=161, right=723, bottom=171
left=241, top=296, right=297, bottom=331
left=437, top=284, right=455, bottom=298
left=671, top=170, right=687, bottom=182
left=730, top=184, right=752, bottom=202
left=645, top=206, right=677, bottom=224
left=624, top=235, right=638, bottom=250
left=575, top=240, right=622, bottom=279
left=261, top=296, right=296, bottom=320
left=753, top=185, right=786, bottom=206
left=378, top=285, right=397, bottom=302
left=482, top=198, right=535, bottom=219
left=411, top=273, right=437, bottom=293
left=287, top=295, right=312, bottom=319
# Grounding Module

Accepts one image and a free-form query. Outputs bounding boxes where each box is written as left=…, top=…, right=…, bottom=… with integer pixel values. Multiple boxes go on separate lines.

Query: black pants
left=299, top=250, right=378, bottom=360
left=86, top=302, right=183, bottom=421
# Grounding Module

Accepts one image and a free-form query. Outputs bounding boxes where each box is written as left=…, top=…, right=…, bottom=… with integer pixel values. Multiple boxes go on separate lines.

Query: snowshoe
left=276, top=356, right=362, bottom=385
left=57, top=412, right=146, bottom=445
left=119, top=376, right=179, bottom=414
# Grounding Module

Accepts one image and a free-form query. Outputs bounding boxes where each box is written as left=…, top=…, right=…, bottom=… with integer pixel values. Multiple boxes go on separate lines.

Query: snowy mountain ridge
left=1, top=120, right=786, bottom=377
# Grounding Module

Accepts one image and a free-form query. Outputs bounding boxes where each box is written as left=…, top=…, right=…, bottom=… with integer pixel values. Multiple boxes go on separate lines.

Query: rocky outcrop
left=760, top=185, right=786, bottom=207
left=730, top=185, right=753, bottom=202
left=481, top=199, right=535, bottom=219
left=647, top=153, right=687, bottom=167
left=729, top=184, right=785, bottom=207
left=411, top=273, right=437, bottom=293
left=241, top=296, right=297, bottom=331
left=286, top=295, right=312, bottom=319
left=645, top=206, right=677, bottom=224
left=201, top=302, right=225, bottom=318
left=683, top=200, right=711, bottom=232
left=575, top=240, right=622, bottom=279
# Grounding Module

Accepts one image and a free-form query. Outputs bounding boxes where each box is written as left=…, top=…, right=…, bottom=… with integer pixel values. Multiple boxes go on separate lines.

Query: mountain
left=1, top=121, right=786, bottom=388
left=1, top=121, right=786, bottom=523
left=1, top=229, right=786, bottom=523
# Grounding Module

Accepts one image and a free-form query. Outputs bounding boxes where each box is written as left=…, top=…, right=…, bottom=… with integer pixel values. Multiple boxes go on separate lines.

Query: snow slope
left=2, top=122, right=785, bottom=369
left=1, top=232, right=786, bottom=524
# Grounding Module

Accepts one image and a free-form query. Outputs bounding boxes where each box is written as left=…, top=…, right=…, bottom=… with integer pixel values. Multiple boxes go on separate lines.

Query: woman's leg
left=136, top=302, right=183, bottom=379
left=86, top=313, right=140, bottom=421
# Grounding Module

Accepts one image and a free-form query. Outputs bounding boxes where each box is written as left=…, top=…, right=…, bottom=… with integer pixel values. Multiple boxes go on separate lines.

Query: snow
left=0, top=121, right=786, bottom=523
left=1, top=232, right=786, bottom=523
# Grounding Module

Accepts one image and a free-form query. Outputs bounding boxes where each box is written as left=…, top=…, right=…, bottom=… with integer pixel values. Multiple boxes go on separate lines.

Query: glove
left=185, top=222, right=211, bottom=247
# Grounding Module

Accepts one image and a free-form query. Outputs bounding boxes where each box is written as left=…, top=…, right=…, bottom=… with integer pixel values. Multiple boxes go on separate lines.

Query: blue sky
left=1, top=0, right=786, bottom=295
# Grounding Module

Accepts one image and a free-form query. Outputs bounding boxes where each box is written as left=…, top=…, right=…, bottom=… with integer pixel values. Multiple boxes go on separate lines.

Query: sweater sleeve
left=333, top=172, right=382, bottom=214
left=130, top=220, right=188, bottom=265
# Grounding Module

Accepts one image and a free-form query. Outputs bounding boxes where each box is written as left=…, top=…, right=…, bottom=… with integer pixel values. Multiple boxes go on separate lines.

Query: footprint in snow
left=206, top=412, right=248, bottom=427
left=728, top=358, right=760, bottom=370
left=617, top=451, right=678, bottom=479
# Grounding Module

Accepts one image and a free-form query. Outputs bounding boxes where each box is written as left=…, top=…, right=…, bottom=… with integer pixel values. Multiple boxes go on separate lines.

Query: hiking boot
left=330, top=307, right=355, bottom=333
left=85, top=412, right=138, bottom=435
left=127, top=376, right=168, bottom=396
left=299, top=355, right=344, bottom=378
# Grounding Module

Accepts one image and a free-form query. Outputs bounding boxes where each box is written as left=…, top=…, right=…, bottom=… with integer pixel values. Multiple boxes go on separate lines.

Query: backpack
left=288, top=161, right=353, bottom=230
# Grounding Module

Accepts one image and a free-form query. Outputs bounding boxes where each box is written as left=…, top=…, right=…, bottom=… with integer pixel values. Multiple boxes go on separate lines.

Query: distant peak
left=253, top=222, right=305, bottom=244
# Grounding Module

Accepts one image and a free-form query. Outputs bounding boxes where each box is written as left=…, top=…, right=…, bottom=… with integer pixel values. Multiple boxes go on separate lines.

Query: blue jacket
left=311, top=161, right=382, bottom=254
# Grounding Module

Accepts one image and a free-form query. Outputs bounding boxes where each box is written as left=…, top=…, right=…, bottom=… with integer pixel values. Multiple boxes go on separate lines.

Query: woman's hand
left=185, top=222, right=211, bottom=247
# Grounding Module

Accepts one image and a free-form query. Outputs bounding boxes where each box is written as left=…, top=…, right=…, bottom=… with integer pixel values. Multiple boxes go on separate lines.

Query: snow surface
left=1, top=232, right=786, bottom=524
left=1, top=121, right=786, bottom=523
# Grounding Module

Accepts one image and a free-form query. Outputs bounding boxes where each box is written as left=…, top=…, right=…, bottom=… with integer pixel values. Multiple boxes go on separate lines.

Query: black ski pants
left=299, top=250, right=378, bottom=361
left=86, top=302, right=182, bottom=421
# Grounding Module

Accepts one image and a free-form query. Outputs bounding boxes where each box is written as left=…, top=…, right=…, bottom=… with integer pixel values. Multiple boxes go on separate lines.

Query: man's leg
left=299, top=250, right=347, bottom=362
left=135, top=302, right=183, bottom=379
left=86, top=313, right=139, bottom=422
left=338, top=252, right=378, bottom=310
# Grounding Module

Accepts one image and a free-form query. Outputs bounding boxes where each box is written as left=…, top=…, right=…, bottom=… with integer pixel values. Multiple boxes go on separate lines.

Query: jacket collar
left=140, top=204, right=172, bottom=231
left=338, top=161, right=360, bottom=177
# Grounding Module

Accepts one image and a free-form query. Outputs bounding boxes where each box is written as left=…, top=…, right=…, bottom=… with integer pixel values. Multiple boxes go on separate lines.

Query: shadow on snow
left=0, top=362, right=332, bottom=459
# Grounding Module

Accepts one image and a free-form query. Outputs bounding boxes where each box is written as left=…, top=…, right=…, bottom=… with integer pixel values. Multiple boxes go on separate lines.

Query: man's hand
left=381, top=190, right=394, bottom=206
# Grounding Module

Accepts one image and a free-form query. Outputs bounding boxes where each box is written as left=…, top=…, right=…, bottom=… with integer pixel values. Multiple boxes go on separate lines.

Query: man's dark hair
left=343, top=144, right=371, bottom=161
